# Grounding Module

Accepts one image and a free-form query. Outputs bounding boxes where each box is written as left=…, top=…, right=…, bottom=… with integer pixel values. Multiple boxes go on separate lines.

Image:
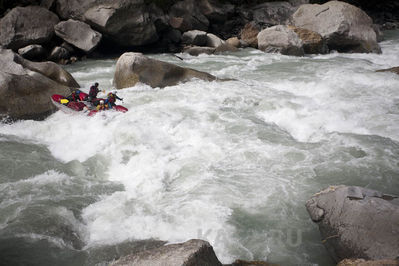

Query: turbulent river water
left=1, top=30, right=399, bottom=266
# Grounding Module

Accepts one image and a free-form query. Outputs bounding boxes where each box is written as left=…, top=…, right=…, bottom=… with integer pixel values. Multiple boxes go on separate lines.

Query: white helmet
left=100, top=100, right=104, bottom=104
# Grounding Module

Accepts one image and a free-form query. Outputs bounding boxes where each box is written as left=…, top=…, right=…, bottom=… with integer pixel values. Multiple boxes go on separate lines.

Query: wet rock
left=54, top=19, right=102, bottom=53
left=337, top=258, right=399, bottom=266
left=214, top=43, right=238, bottom=54
left=306, top=186, right=399, bottom=262
left=0, top=48, right=77, bottom=120
left=0, top=6, right=59, bottom=50
left=226, top=37, right=241, bottom=48
left=114, top=52, right=216, bottom=89
left=292, top=1, right=381, bottom=53
left=287, top=26, right=327, bottom=54
left=182, top=30, right=208, bottom=46
left=206, top=33, right=225, bottom=48
left=169, top=0, right=210, bottom=32
left=48, top=46, right=70, bottom=62
left=257, top=25, right=304, bottom=56
left=111, top=239, right=222, bottom=266
left=18, top=44, right=46, bottom=61
left=376, top=67, right=399, bottom=75
left=239, top=22, right=260, bottom=48
left=184, top=46, right=215, bottom=56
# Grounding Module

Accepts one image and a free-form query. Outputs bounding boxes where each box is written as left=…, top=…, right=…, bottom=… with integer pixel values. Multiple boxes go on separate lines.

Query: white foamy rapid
left=1, top=31, right=399, bottom=265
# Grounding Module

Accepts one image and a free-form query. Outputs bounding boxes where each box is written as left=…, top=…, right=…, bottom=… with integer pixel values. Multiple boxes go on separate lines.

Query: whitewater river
left=1, top=30, right=399, bottom=265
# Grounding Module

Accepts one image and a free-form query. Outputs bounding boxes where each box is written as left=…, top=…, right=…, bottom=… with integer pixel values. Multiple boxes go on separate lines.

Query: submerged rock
left=114, top=53, right=216, bottom=89
left=0, top=48, right=78, bottom=120
left=306, top=186, right=399, bottom=262
left=376, top=67, right=399, bottom=75
left=54, top=19, right=102, bottom=53
left=112, top=239, right=222, bottom=266
left=292, top=1, right=381, bottom=53
left=0, top=6, right=59, bottom=50
left=257, top=25, right=304, bottom=56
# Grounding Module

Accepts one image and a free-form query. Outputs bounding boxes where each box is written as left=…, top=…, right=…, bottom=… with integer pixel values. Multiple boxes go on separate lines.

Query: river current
left=1, top=31, right=399, bottom=265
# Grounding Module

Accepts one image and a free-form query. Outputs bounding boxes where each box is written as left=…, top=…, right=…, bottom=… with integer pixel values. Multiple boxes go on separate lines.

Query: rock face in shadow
left=0, top=48, right=78, bottom=120
left=112, top=239, right=222, bottom=266
left=306, top=186, right=399, bottom=262
left=257, top=25, right=304, bottom=56
left=54, top=19, right=102, bottom=53
left=0, top=6, right=59, bottom=50
left=292, top=1, right=381, bottom=53
left=114, top=52, right=216, bottom=89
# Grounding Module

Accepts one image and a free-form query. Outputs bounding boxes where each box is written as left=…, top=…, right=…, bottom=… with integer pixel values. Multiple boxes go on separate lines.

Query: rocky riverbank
left=0, top=0, right=394, bottom=64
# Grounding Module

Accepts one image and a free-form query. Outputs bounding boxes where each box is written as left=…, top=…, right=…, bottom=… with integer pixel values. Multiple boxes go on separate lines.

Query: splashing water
left=1, top=31, right=399, bottom=265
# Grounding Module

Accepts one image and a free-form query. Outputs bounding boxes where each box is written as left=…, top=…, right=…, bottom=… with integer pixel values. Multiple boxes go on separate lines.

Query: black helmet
left=94, top=82, right=99, bottom=86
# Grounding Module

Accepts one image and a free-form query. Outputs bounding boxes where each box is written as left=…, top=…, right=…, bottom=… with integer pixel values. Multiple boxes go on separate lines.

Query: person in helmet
left=88, top=82, right=100, bottom=101
left=96, top=100, right=108, bottom=111
left=106, top=91, right=123, bottom=109
left=66, top=90, right=80, bottom=102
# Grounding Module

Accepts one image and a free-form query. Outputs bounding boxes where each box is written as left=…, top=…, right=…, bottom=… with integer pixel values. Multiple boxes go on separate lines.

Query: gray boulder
left=182, top=30, right=208, bottom=46
left=0, top=48, right=78, bottom=120
left=226, top=37, right=241, bottom=48
left=84, top=2, right=158, bottom=47
left=54, top=19, right=102, bottom=53
left=306, top=186, right=399, bottom=262
left=112, top=239, right=222, bottom=266
left=257, top=25, right=304, bottom=56
left=206, top=33, right=225, bottom=48
left=18, top=45, right=47, bottom=61
left=114, top=52, right=216, bottom=89
left=292, top=1, right=381, bottom=53
left=55, top=0, right=158, bottom=47
left=0, top=6, right=59, bottom=50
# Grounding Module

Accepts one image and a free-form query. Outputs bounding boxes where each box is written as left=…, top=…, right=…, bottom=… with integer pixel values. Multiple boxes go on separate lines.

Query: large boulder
left=84, top=2, right=158, bottom=47
left=197, top=0, right=235, bottom=24
left=0, top=48, right=78, bottom=120
left=292, top=1, right=381, bottom=53
left=287, top=25, right=328, bottom=54
left=112, top=239, right=222, bottom=266
left=182, top=30, right=208, bottom=46
left=0, top=6, right=59, bottom=50
left=306, top=186, right=399, bottom=262
left=338, top=258, right=399, bottom=266
left=206, top=33, right=225, bottom=48
left=55, top=0, right=158, bottom=47
left=54, top=19, right=102, bottom=53
left=257, top=25, right=304, bottom=56
left=114, top=53, right=216, bottom=89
